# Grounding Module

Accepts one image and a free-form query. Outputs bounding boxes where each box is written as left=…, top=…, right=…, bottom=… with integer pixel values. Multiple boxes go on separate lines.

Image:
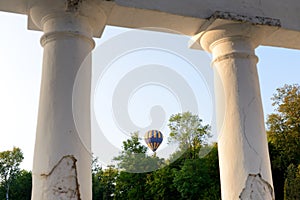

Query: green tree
left=92, top=165, right=118, bottom=200
left=92, top=156, right=104, bottom=200
left=0, top=170, right=32, bottom=200
left=92, top=168, right=104, bottom=200
left=113, top=133, right=163, bottom=199
left=284, top=164, right=300, bottom=200
left=146, top=112, right=220, bottom=200
left=114, top=172, right=149, bottom=200
left=113, top=132, right=164, bottom=173
left=101, top=166, right=118, bottom=200
left=173, top=144, right=220, bottom=200
left=146, top=164, right=181, bottom=200
left=109, top=114, right=220, bottom=200
left=0, top=147, right=24, bottom=200
left=92, top=156, right=119, bottom=200
left=8, top=170, right=32, bottom=200
left=168, top=112, right=211, bottom=159
left=266, top=84, right=300, bottom=199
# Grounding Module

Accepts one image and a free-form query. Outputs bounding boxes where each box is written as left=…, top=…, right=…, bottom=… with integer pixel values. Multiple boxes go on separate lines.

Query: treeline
left=91, top=112, right=219, bottom=199
left=0, top=84, right=299, bottom=200
left=92, top=131, right=220, bottom=199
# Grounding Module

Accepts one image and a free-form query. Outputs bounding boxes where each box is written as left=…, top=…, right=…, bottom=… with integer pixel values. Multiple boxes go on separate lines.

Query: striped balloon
left=144, top=130, right=163, bottom=152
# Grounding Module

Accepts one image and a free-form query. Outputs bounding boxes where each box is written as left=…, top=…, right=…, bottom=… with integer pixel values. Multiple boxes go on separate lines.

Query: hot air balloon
left=144, top=130, right=163, bottom=152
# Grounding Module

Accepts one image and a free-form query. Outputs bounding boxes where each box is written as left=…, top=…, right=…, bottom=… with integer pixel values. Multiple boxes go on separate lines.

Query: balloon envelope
left=144, top=130, right=163, bottom=152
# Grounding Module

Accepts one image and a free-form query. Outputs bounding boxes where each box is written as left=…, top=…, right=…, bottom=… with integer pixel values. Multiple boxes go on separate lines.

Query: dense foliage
left=92, top=112, right=221, bottom=200
left=266, top=84, right=300, bottom=200
left=0, top=147, right=31, bottom=200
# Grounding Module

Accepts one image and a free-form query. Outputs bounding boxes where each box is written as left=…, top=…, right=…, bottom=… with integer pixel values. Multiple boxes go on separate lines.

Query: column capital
left=28, top=0, right=107, bottom=38
left=196, top=22, right=273, bottom=64
left=199, top=23, right=264, bottom=52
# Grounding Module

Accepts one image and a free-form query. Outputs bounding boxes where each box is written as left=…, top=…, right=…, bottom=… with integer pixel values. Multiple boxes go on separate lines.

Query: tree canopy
left=92, top=112, right=219, bottom=200
left=168, top=112, right=211, bottom=159
left=0, top=147, right=24, bottom=200
left=266, top=84, right=300, bottom=200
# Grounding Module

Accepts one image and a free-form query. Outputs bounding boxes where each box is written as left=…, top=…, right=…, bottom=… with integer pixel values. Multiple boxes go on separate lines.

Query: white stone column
left=29, top=3, right=97, bottom=199
left=200, top=23, right=274, bottom=199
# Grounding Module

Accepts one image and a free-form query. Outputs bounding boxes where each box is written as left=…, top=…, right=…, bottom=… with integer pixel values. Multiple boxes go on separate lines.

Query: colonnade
left=4, top=1, right=275, bottom=199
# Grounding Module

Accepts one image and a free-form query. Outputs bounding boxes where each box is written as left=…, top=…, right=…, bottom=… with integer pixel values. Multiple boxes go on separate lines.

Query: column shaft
left=200, top=24, right=274, bottom=199
left=32, top=13, right=94, bottom=200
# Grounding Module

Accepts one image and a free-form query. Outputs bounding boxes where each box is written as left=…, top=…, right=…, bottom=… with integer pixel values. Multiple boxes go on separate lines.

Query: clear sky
left=0, top=12, right=299, bottom=170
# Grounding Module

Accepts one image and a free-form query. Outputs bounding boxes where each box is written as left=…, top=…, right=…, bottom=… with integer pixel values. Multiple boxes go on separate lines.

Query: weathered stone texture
left=240, top=174, right=274, bottom=200
left=41, top=156, right=81, bottom=200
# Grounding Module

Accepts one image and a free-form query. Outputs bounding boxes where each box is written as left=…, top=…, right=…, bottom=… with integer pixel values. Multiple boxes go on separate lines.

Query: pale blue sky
left=0, top=12, right=299, bottom=170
